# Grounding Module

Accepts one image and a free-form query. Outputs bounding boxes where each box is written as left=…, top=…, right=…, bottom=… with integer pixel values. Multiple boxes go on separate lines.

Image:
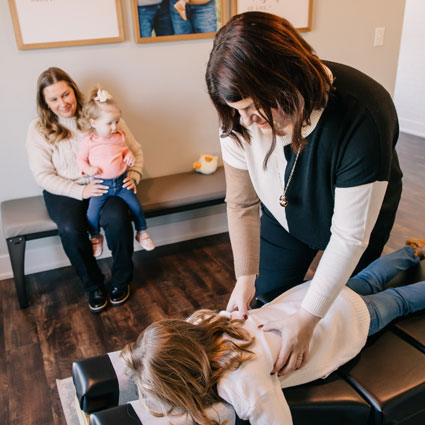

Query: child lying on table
left=121, top=239, right=425, bottom=425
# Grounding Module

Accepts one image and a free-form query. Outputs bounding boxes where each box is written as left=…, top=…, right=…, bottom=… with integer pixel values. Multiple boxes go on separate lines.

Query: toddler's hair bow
left=94, top=88, right=113, bottom=102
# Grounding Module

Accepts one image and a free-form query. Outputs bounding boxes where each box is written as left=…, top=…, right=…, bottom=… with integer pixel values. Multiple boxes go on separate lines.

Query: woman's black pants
left=43, top=191, right=134, bottom=292
left=255, top=206, right=395, bottom=297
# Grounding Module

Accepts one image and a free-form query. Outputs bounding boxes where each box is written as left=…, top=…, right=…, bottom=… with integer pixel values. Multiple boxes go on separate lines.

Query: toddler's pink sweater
left=77, top=131, right=130, bottom=179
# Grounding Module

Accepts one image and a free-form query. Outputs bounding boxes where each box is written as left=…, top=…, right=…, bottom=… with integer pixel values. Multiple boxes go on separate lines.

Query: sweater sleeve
left=26, top=120, right=85, bottom=200
left=219, top=370, right=292, bottom=425
left=301, top=180, right=388, bottom=317
left=76, top=135, right=91, bottom=171
left=224, top=161, right=261, bottom=278
left=247, top=380, right=293, bottom=425
left=119, top=118, right=143, bottom=184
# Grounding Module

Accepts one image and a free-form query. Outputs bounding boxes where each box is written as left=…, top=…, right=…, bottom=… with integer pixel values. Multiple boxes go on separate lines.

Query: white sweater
left=221, top=118, right=387, bottom=318
left=26, top=116, right=144, bottom=200
left=218, top=282, right=370, bottom=425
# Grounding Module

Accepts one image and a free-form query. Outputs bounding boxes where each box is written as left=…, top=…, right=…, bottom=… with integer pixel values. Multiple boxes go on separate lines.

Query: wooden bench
left=1, top=167, right=225, bottom=309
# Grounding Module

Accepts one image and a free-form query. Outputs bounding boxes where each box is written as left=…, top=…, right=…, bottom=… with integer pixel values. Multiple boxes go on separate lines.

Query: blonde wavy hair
left=121, top=310, right=255, bottom=425
left=36, top=67, right=85, bottom=145
left=80, top=87, right=120, bottom=133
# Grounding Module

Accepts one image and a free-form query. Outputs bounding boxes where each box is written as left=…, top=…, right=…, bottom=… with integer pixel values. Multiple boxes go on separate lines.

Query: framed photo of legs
left=232, top=0, right=312, bottom=32
left=131, top=0, right=225, bottom=43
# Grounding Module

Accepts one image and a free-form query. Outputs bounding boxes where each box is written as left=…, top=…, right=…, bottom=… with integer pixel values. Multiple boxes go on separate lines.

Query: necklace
left=276, top=148, right=301, bottom=207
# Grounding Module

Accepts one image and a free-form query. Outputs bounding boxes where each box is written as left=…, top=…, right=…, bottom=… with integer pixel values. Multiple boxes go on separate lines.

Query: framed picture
left=232, top=0, right=312, bottom=31
left=131, top=0, right=225, bottom=43
left=8, top=0, right=124, bottom=50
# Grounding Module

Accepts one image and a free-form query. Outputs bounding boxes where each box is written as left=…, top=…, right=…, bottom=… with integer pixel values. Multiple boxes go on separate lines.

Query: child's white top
left=218, top=282, right=370, bottom=425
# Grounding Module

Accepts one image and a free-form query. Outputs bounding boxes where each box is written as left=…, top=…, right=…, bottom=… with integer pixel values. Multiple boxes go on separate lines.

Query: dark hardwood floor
left=1, top=133, right=424, bottom=425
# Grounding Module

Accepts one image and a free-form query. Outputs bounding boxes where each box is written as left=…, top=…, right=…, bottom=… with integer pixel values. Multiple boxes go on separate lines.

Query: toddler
left=122, top=239, right=425, bottom=425
left=77, top=88, right=155, bottom=257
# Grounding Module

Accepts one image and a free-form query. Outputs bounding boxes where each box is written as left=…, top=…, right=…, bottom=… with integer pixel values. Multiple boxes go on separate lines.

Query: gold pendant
left=279, top=194, right=288, bottom=207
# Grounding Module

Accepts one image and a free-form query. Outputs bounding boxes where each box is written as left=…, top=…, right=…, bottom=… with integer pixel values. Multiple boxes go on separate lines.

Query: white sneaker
left=136, top=231, right=155, bottom=251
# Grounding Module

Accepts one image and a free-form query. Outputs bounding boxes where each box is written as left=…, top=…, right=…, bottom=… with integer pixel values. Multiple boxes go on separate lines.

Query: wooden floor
left=1, top=133, right=424, bottom=425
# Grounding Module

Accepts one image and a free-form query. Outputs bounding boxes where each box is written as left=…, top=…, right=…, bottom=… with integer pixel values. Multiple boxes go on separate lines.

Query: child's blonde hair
left=121, top=310, right=255, bottom=425
left=81, top=87, right=120, bottom=132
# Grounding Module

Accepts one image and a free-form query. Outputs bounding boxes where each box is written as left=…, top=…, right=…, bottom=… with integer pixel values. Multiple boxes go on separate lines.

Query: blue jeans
left=169, top=0, right=217, bottom=34
left=138, top=2, right=174, bottom=38
left=87, top=173, right=147, bottom=235
left=347, top=246, right=424, bottom=335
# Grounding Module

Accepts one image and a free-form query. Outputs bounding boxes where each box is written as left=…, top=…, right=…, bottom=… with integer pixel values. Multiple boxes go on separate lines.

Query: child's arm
left=220, top=373, right=292, bottom=425
left=118, top=131, right=137, bottom=192
left=81, top=164, right=101, bottom=177
left=77, top=136, right=101, bottom=177
left=248, top=382, right=293, bottom=425
left=118, top=120, right=144, bottom=184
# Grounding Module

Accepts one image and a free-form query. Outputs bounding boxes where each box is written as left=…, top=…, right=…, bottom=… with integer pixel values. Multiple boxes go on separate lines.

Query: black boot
left=88, top=287, right=108, bottom=313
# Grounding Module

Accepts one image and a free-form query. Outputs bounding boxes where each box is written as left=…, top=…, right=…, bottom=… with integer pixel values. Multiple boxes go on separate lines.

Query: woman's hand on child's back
left=226, top=274, right=256, bottom=319
left=82, top=180, right=108, bottom=199
left=260, top=308, right=320, bottom=376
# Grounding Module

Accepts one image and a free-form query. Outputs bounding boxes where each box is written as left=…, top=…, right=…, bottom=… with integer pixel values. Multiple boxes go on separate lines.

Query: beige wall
left=0, top=0, right=406, bottom=278
left=394, top=0, right=425, bottom=137
left=303, top=0, right=405, bottom=95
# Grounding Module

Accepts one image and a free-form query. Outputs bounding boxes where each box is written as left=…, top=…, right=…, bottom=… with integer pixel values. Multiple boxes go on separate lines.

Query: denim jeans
left=138, top=2, right=174, bottom=38
left=169, top=0, right=217, bottom=34
left=87, top=173, right=147, bottom=235
left=347, top=246, right=424, bottom=335
left=43, top=191, right=134, bottom=292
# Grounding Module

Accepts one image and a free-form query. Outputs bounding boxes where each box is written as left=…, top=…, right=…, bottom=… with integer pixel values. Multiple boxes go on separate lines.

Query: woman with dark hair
left=26, top=67, right=144, bottom=312
left=206, top=12, right=402, bottom=374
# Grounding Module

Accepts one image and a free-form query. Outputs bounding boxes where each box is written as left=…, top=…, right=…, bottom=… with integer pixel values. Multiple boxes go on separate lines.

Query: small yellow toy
left=193, top=154, right=219, bottom=175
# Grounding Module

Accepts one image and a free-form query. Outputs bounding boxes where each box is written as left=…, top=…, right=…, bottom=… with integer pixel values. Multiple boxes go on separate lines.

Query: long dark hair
left=206, top=12, right=332, bottom=166
left=36, top=67, right=84, bottom=144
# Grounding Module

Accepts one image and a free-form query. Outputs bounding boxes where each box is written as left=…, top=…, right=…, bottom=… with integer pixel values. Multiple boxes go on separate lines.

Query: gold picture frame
left=231, top=0, right=312, bottom=32
left=131, top=0, right=225, bottom=43
left=8, top=0, right=125, bottom=50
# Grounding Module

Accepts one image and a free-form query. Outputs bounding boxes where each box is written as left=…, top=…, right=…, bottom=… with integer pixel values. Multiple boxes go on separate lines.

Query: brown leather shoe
left=91, top=234, right=104, bottom=258
left=406, top=238, right=425, bottom=260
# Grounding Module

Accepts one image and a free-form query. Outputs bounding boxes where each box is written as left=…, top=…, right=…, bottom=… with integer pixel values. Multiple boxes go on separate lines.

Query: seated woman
left=121, top=239, right=425, bottom=425
left=26, top=67, right=144, bottom=312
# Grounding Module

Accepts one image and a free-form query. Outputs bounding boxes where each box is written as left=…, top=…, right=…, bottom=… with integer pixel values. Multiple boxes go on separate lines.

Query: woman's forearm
left=301, top=181, right=388, bottom=317
left=120, top=118, right=143, bottom=184
left=224, top=161, right=261, bottom=278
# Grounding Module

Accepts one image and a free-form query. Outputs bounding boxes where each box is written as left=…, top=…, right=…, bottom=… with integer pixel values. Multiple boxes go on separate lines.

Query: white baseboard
left=399, top=118, right=425, bottom=138
left=0, top=205, right=228, bottom=281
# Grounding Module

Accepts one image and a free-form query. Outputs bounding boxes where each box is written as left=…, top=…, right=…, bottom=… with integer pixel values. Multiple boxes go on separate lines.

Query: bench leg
left=6, top=236, right=28, bottom=308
